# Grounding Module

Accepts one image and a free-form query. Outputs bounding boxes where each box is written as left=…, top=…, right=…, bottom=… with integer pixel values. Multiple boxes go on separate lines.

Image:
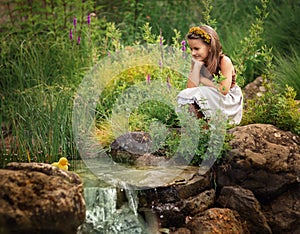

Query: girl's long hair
left=186, top=25, right=223, bottom=75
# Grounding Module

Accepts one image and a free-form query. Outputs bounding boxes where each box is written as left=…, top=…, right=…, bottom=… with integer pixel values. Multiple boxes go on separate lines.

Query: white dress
left=177, top=84, right=243, bottom=125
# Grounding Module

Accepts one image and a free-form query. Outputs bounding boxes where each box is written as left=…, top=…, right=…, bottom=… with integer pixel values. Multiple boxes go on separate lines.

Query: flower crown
left=188, top=27, right=211, bottom=44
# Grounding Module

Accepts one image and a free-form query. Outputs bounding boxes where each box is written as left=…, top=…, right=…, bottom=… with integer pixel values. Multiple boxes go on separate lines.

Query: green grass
left=273, top=48, right=300, bottom=99
left=2, top=85, right=76, bottom=163
left=264, top=0, right=300, bottom=56
left=0, top=35, right=91, bottom=166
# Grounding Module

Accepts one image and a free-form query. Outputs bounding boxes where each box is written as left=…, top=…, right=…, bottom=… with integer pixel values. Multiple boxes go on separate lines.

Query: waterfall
left=83, top=187, right=117, bottom=231
left=77, top=186, right=149, bottom=234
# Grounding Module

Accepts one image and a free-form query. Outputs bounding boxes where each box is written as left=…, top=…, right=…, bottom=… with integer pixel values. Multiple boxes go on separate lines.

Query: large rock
left=216, top=123, right=300, bottom=233
left=146, top=188, right=216, bottom=229
left=217, top=186, right=271, bottom=234
left=217, top=124, right=300, bottom=201
left=0, top=162, right=86, bottom=234
left=186, top=208, right=248, bottom=234
left=184, top=189, right=215, bottom=216
left=110, top=131, right=153, bottom=164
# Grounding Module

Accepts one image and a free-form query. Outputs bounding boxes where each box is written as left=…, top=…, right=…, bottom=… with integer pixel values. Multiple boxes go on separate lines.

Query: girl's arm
left=187, top=60, right=202, bottom=87
left=215, top=56, right=233, bottom=95
left=188, top=56, right=234, bottom=95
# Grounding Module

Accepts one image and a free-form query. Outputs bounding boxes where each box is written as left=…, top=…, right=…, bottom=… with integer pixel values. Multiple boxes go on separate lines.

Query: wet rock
left=184, top=189, right=215, bottom=215
left=217, top=186, right=271, bottom=234
left=139, top=186, right=181, bottom=208
left=0, top=162, right=85, bottom=234
left=110, top=131, right=153, bottom=164
left=217, top=124, right=300, bottom=201
left=153, top=202, right=186, bottom=228
left=186, top=208, right=248, bottom=234
left=138, top=168, right=213, bottom=229
left=140, top=189, right=215, bottom=229
left=151, top=188, right=216, bottom=229
left=174, top=172, right=212, bottom=199
left=138, top=167, right=211, bottom=207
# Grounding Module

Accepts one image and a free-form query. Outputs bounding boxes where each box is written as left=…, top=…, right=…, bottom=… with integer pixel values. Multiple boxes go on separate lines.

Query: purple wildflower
left=181, top=40, right=187, bottom=59
left=159, top=29, right=163, bottom=46
left=77, top=35, right=81, bottom=45
left=167, top=77, right=171, bottom=89
left=181, top=40, right=186, bottom=51
left=147, top=74, right=151, bottom=84
left=69, top=28, right=73, bottom=40
left=87, top=14, right=91, bottom=26
left=159, top=59, right=162, bottom=68
left=107, top=51, right=111, bottom=57
left=73, top=16, right=77, bottom=30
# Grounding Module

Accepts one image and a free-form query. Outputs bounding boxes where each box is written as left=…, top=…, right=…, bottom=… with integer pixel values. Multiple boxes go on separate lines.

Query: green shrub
left=241, top=85, right=300, bottom=135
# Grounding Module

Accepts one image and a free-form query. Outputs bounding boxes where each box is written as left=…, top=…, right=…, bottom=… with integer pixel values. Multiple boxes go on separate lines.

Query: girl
left=177, top=25, right=243, bottom=124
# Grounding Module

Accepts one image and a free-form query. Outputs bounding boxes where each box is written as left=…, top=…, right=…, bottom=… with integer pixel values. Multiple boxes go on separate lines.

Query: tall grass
left=0, top=4, right=125, bottom=166
left=273, top=48, right=300, bottom=99
left=264, top=0, right=300, bottom=56
left=0, top=35, right=93, bottom=166
left=2, top=85, right=76, bottom=163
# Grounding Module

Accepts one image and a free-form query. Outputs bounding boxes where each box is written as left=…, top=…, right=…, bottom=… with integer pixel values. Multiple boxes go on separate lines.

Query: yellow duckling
left=51, top=157, right=70, bottom=171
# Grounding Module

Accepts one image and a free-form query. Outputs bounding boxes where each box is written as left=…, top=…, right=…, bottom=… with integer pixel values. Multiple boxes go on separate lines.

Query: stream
left=74, top=160, right=155, bottom=233
left=73, top=159, right=199, bottom=233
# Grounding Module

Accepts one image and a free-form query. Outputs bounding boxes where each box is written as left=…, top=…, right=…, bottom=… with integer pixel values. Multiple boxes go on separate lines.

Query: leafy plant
left=160, top=111, right=233, bottom=166
left=232, top=0, right=270, bottom=86
left=241, top=85, right=300, bottom=135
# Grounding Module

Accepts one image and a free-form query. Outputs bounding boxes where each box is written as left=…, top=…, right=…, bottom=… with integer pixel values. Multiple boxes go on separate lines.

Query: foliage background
left=0, top=0, right=299, bottom=166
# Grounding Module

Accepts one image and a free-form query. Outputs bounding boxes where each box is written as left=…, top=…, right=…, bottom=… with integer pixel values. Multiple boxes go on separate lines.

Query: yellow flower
left=188, top=27, right=211, bottom=44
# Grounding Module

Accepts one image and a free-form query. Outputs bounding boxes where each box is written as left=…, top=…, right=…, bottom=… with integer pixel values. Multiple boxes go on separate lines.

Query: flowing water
left=74, top=161, right=152, bottom=234
left=73, top=159, right=198, bottom=233
left=77, top=187, right=149, bottom=233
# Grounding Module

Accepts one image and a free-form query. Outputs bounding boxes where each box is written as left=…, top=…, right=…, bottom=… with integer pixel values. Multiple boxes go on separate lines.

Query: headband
left=188, top=26, right=211, bottom=44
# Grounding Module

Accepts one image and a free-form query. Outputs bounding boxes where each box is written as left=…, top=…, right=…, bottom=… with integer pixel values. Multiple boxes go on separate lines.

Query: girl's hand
left=191, top=58, right=204, bottom=70
left=188, top=58, right=205, bottom=88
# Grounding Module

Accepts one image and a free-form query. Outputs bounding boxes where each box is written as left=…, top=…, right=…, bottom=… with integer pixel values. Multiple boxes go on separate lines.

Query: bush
left=241, top=85, right=300, bottom=135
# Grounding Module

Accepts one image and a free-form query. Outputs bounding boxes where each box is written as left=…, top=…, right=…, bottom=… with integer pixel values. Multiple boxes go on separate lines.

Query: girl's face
left=188, top=39, right=210, bottom=62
